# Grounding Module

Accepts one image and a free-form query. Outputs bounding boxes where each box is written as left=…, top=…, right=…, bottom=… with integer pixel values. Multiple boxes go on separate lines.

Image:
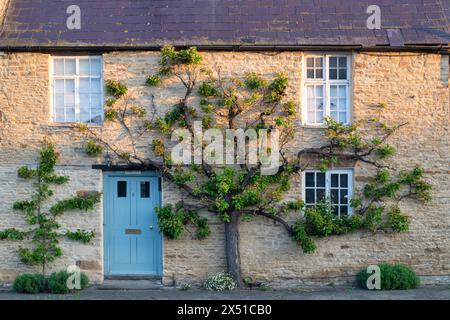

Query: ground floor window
left=302, top=169, right=353, bottom=217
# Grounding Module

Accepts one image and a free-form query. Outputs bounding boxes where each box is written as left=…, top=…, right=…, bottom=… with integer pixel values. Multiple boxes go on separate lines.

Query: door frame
left=103, top=171, right=163, bottom=277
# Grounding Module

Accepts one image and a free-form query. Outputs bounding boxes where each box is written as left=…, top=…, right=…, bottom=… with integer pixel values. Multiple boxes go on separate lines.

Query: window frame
left=302, top=53, right=352, bottom=126
left=50, top=55, right=104, bottom=124
left=302, top=169, right=354, bottom=217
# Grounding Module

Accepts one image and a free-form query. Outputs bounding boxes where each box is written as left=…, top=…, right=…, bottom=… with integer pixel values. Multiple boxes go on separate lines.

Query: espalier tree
left=0, top=142, right=100, bottom=275
left=79, top=47, right=432, bottom=287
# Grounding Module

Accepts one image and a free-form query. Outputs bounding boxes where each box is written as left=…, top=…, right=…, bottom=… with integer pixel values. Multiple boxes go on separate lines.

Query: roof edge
left=0, top=44, right=449, bottom=54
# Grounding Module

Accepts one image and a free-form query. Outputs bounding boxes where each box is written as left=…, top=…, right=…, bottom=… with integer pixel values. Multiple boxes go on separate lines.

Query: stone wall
left=0, top=50, right=449, bottom=287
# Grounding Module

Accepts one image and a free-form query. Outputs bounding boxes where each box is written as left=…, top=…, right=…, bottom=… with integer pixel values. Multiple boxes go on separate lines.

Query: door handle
left=149, top=225, right=154, bottom=230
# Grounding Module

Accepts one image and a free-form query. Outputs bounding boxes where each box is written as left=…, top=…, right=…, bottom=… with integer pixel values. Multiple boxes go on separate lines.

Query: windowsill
left=302, top=124, right=328, bottom=129
left=302, top=123, right=352, bottom=129
left=45, top=122, right=104, bottom=128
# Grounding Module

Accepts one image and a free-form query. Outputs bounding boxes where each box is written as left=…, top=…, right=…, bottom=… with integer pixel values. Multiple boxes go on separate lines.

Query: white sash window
left=303, top=54, right=351, bottom=125
left=51, top=56, right=103, bottom=124
left=302, top=170, right=353, bottom=217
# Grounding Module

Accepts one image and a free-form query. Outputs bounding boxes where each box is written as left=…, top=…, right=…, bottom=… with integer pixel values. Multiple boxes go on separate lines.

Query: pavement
left=0, top=285, right=449, bottom=300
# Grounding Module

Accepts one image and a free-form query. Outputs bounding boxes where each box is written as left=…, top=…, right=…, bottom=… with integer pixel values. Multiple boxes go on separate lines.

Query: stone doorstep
left=98, top=279, right=164, bottom=291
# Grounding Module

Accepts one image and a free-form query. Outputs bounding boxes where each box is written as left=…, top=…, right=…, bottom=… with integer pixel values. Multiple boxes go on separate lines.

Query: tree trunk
left=224, top=211, right=244, bottom=288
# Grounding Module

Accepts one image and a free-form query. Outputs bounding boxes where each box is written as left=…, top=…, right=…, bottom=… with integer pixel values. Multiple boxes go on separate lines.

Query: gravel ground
left=0, top=285, right=449, bottom=300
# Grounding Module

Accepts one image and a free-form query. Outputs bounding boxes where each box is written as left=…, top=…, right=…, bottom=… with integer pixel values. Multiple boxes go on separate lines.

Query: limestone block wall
left=0, top=50, right=448, bottom=287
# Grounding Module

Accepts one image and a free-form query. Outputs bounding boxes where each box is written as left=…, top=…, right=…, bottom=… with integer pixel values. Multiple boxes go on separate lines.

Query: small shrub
left=204, top=272, right=236, bottom=291
left=180, top=283, right=191, bottom=291
left=356, top=263, right=420, bottom=290
left=105, top=80, right=128, bottom=98
left=258, top=283, right=271, bottom=291
left=146, top=75, right=162, bottom=86
left=198, top=81, right=218, bottom=97
left=104, top=109, right=119, bottom=121
left=48, top=271, right=89, bottom=294
left=13, top=273, right=47, bottom=294
left=85, top=140, right=103, bottom=156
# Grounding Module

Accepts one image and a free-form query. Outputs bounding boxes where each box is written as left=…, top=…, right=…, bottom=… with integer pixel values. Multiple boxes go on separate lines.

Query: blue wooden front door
left=104, top=173, right=162, bottom=276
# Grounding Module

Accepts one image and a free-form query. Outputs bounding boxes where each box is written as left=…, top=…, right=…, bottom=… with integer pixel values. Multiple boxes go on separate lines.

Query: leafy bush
left=48, top=271, right=89, bottom=294
left=356, top=263, right=420, bottom=290
left=65, top=229, right=95, bottom=244
left=156, top=204, right=211, bottom=240
left=13, top=273, right=47, bottom=294
left=0, top=228, right=26, bottom=240
left=85, top=140, right=103, bottom=156
left=146, top=75, right=162, bottom=86
left=105, top=80, right=128, bottom=98
left=180, top=283, right=191, bottom=291
left=204, top=272, right=236, bottom=291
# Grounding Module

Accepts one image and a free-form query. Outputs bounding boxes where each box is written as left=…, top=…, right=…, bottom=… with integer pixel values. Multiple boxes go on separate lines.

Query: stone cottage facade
left=0, top=1, right=449, bottom=287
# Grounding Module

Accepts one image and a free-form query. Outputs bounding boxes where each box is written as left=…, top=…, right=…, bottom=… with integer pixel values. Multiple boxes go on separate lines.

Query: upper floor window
left=52, top=56, right=103, bottom=124
left=303, top=54, right=351, bottom=125
left=303, top=170, right=353, bottom=217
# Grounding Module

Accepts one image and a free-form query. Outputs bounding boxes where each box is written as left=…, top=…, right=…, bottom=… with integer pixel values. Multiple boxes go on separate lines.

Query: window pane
left=90, top=94, right=101, bottom=108
left=305, top=173, right=315, bottom=187
left=316, top=189, right=326, bottom=202
left=65, top=79, right=75, bottom=93
left=80, top=110, right=90, bottom=123
left=80, top=93, right=90, bottom=110
left=307, top=112, right=315, bottom=123
left=53, top=59, right=64, bottom=75
left=333, top=206, right=339, bottom=215
left=315, top=57, right=323, bottom=67
left=330, top=99, right=338, bottom=112
left=338, top=57, right=347, bottom=67
left=117, top=181, right=127, bottom=197
left=316, top=173, right=325, bottom=187
left=329, top=57, right=337, bottom=68
left=340, top=174, right=348, bottom=187
left=330, top=85, right=338, bottom=98
left=140, top=181, right=150, bottom=198
left=331, top=174, right=339, bottom=187
left=339, top=99, right=347, bottom=111
left=79, top=59, right=90, bottom=75
left=331, top=189, right=339, bottom=204
left=307, top=69, right=314, bottom=79
left=315, top=69, right=323, bottom=79
left=91, top=58, right=102, bottom=75
left=90, top=109, right=103, bottom=124
left=340, top=206, right=348, bottom=215
left=316, top=99, right=324, bottom=110
left=339, top=69, right=347, bottom=80
left=64, top=94, right=74, bottom=107
left=307, top=86, right=315, bottom=97
left=65, top=108, right=75, bottom=122
left=316, top=112, right=324, bottom=123
left=329, top=69, right=337, bottom=80
left=54, top=79, right=64, bottom=93
left=331, top=111, right=338, bottom=120
left=340, top=189, right=348, bottom=204
left=306, top=58, right=314, bottom=68
left=65, top=59, right=76, bottom=75
left=54, top=93, right=64, bottom=108
left=55, top=108, right=65, bottom=122
left=315, top=86, right=323, bottom=97
left=305, top=189, right=315, bottom=204
left=79, top=78, right=90, bottom=93
left=91, top=78, right=101, bottom=92
left=339, top=112, right=347, bottom=123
